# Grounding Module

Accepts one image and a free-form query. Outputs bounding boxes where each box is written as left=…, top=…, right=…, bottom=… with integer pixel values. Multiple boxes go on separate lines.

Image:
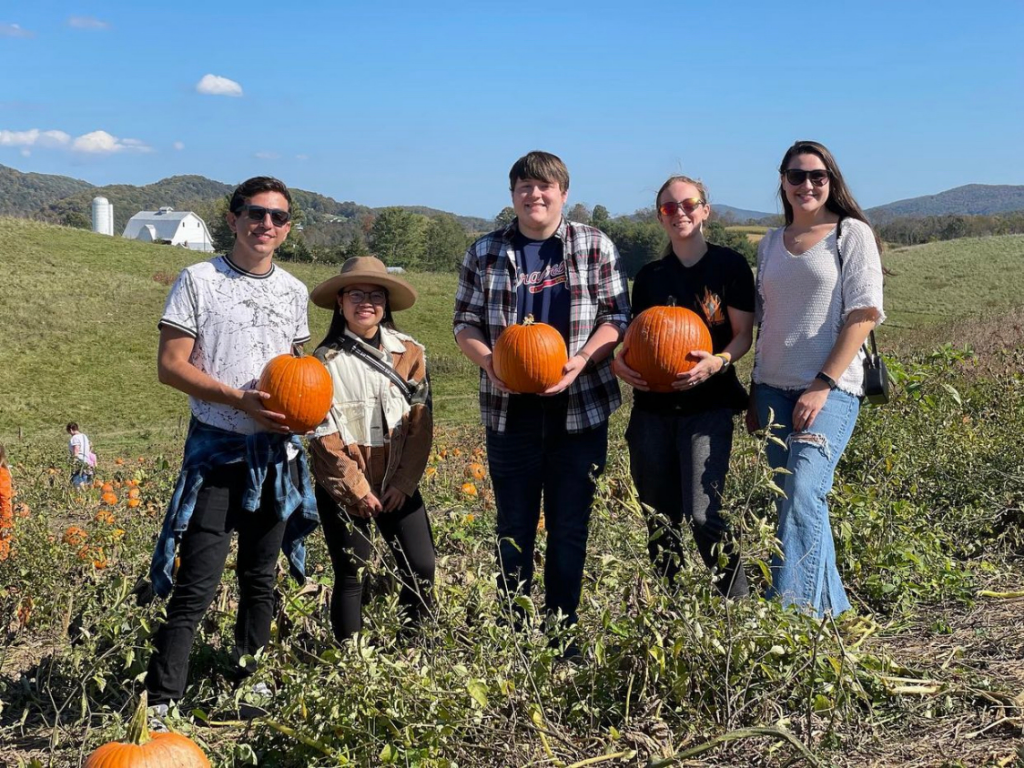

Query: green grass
left=2, top=218, right=1023, bottom=447
left=881, top=234, right=1024, bottom=332
left=0, top=219, right=478, bottom=446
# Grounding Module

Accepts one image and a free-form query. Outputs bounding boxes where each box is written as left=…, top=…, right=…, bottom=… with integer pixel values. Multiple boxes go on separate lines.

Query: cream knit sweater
left=752, top=218, right=885, bottom=395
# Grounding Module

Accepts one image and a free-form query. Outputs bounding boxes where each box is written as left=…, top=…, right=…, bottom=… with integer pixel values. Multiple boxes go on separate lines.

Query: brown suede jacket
left=309, top=327, right=432, bottom=510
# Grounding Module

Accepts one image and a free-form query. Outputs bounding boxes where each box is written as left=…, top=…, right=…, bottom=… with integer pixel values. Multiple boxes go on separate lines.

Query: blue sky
left=1, top=1, right=1021, bottom=219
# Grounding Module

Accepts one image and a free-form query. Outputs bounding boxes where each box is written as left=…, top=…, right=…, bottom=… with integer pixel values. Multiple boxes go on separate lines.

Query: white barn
left=122, top=207, right=214, bottom=252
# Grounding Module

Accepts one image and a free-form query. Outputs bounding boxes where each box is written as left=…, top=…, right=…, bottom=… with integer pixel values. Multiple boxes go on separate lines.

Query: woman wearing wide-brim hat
left=308, top=256, right=435, bottom=642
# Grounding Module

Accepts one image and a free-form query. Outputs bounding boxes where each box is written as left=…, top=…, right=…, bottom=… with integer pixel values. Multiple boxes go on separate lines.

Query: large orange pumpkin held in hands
left=257, top=351, right=333, bottom=433
left=492, top=315, right=568, bottom=394
left=84, top=691, right=210, bottom=767
left=623, top=298, right=712, bottom=393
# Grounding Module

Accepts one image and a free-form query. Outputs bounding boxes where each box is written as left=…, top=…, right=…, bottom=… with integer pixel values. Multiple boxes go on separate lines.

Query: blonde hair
left=656, top=175, right=710, bottom=257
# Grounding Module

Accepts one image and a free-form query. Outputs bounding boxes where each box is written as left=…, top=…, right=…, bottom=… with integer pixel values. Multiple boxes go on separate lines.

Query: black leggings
left=315, top=485, right=435, bottom=641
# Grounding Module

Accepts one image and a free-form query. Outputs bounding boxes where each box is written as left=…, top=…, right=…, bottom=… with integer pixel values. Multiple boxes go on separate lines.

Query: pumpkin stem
left=523, top=314, right=535, bottom=326
left=667, top=296, right=678, bottom=307
left=126, top=690, right=153, bottom=745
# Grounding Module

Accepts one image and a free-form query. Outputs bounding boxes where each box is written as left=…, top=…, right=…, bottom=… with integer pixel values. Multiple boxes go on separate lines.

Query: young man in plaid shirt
left=453, top=151, right=630, bottom=652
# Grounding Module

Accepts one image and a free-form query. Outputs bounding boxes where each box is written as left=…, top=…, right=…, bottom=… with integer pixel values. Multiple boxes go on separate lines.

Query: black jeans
left=486, top=394, right=608, bottom=626
left=146, top=461, right=290, bottom=706
left=626, top=407, right=748, bottom=598
left=316, top=485, right=435, bottom=641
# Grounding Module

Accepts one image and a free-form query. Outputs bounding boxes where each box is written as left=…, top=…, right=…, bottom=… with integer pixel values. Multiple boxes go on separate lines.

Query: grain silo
left=91, top=196, right=114, bottom=236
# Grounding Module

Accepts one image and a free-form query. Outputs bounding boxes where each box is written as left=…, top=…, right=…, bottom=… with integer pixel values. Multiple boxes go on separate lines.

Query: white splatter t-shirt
left=160, top=255, right=311, bottom=434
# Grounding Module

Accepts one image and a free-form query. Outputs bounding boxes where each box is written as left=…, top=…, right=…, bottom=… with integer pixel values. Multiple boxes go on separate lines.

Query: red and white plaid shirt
left=453, top=218, right=631, bottom=433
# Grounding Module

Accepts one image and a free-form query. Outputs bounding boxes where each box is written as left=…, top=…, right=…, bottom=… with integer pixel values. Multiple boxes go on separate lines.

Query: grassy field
left=2, top=218, right=1021, bottom=448
left=1, top=218, right=1024, bottom=765
left=724, top=225, right=768, bottom=244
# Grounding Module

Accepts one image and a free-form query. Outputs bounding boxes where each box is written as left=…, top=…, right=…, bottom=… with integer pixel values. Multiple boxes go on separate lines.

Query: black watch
left=815, top=371, right=838, bottom=390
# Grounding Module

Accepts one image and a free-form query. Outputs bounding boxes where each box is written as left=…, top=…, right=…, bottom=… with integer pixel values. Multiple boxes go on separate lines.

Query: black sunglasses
left=783, top=169, right=830, bottom=187
left=238, top=204, right=291, bottom=226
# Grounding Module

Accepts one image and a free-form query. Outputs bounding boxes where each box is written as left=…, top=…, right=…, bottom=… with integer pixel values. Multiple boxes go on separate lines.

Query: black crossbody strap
left=835, top=217, right=878, bottom=357
left=337, top=336, right=417, bottom=404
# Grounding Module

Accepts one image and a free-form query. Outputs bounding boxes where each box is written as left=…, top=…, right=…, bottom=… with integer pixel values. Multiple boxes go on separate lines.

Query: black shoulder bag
left=335, top=335, right=418, bottom=404
left=836, top=219, right=891, bottom=405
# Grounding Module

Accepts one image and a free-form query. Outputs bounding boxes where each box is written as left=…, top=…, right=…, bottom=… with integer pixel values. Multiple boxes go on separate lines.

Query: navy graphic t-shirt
left=513, top=232, right=571, bottom=345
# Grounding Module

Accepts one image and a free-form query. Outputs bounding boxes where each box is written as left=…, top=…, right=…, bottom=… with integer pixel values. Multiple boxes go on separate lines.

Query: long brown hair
left=655, top=175, right=709, bottom=258
left=778, top=140, right=882, bottom=251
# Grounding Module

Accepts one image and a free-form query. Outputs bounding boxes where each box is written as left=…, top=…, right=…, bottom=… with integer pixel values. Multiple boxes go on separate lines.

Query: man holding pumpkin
left=453, top=151, right=630, bottom=656
left=145, top=176, right=318, bottom=721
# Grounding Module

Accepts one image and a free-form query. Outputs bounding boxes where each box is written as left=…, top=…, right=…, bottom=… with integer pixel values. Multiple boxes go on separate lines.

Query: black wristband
left=815, top=371, right=838, bottom=390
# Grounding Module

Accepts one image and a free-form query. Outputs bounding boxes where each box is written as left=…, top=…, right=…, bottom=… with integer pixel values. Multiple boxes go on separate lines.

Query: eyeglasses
left=343, top=289, right=388, bottom=305
left=238, top=204, right=291, bottom=226
left=658, top=198, right=705, bottom=217
left=783, top=169, right=830, bottom=187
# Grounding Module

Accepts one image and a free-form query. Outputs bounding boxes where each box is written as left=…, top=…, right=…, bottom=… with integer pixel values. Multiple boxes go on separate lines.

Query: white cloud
left=20, top=148, right=30, bottom=157
left=0, top=23, right=34, bottom=38
left=0, top=129, right=71, bottom=148
left=254, top=151, right=279, bottom=160
left=71, top=130, right=152, bottom=154
left=173, top=141, right=185, bottom=151
left=196, top=74, right=243, bottom=97
left=67, top=16, right=110, bottom=30
left=2, top=127, right=149, bottom=154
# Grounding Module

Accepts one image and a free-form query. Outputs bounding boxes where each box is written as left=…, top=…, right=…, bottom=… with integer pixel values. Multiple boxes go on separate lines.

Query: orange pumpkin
left=623, top=301, right=712, bottom=393
left=63, top=526, right=87, bottom=546
left=102, top=492, right=119, bottom=506
left=461, top=482, right=478, bottom=497
left=128, top=488, right=141, bottom=499
left=257, top=352, right=333, bottom=433
left=492, top=315, right=568, bottom=394
left=101, top=483, right=114, bottom=494
left=84, top=691, right=210, bottom=767
left=467, top=462, right=486, bottom=481
left=127, top=498, right=142, bottom=509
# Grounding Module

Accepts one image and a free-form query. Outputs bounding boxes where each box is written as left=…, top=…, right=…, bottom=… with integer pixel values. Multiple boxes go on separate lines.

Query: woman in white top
left=747, top=140, right=884, bottom=617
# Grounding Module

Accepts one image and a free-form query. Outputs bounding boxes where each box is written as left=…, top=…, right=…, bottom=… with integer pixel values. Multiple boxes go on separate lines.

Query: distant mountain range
left=865, top=185, right=1024, bottom=224
left=0, top=164, right=493, bottom=236
left=1, top=163, right=1021, bottom=232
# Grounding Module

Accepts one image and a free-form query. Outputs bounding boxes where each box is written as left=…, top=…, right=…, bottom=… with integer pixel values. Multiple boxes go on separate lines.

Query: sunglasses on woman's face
left=238, top=204, right=291, bottom=226
left=658, top=197, right=705, bottom=217
left=783, top=169, right=830, bottom=187
left=343, top=289, right=388, bottom=305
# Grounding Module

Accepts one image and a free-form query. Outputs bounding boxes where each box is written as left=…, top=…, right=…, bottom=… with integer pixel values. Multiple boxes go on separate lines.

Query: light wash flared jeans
left=754, top=384, right=859, bottom=617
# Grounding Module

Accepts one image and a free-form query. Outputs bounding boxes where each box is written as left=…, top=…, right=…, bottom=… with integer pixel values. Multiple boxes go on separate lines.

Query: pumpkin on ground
left=467, top=462, right=486, bottom=481
left=257, top=352, right=333, bottom=434
left=84, top=691, right=210, bottom=767
left=622, top=300, right=712, bottom=393
left=492, top=315, right=568, bottom=394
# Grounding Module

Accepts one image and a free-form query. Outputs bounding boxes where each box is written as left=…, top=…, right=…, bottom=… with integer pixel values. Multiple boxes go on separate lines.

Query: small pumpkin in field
left=257, top=352, right=333, bottom=433
left=622, top=299, right=713, bottom=393
left=101, top=483, right=114, bottom=494
left=461, top=482, right=478, bottom=497
left=467, top=462, right=486, bottom=481
left=128, top=498, right=142, bottom=509
left=101, top=492, right=119, bottom=506
left=84, top=691, right=210, bottom=768
left=492, top=314, right=568, bottom=394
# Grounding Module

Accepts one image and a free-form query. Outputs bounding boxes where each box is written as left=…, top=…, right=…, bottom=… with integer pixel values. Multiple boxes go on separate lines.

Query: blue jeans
left=486, top=394, right=608, bottom=626
left=71, top=468, right=93, bottom=488
left=754, top=384, right=859, bottom=617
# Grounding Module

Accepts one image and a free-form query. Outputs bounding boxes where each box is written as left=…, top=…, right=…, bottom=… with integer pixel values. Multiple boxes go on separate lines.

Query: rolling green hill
left=0, top=164, right=93, bottom=217
left=867, top=184, right=1024, bottom=223
left=1, top=218, right=1022, bottom=445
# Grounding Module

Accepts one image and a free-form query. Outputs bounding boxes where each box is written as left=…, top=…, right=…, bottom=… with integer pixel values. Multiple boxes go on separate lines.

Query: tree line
left=876, top=211, right=1024, bottom=247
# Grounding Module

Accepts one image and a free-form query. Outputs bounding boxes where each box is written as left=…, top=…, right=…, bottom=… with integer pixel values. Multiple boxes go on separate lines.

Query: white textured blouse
left=752, top=218, right=885, bottom=395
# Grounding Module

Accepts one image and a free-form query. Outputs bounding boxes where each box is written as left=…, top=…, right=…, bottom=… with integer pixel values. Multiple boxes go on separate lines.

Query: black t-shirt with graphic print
left=513, top=231, right=571, bottom=346
left=629, top=244, right=755, bottom=415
